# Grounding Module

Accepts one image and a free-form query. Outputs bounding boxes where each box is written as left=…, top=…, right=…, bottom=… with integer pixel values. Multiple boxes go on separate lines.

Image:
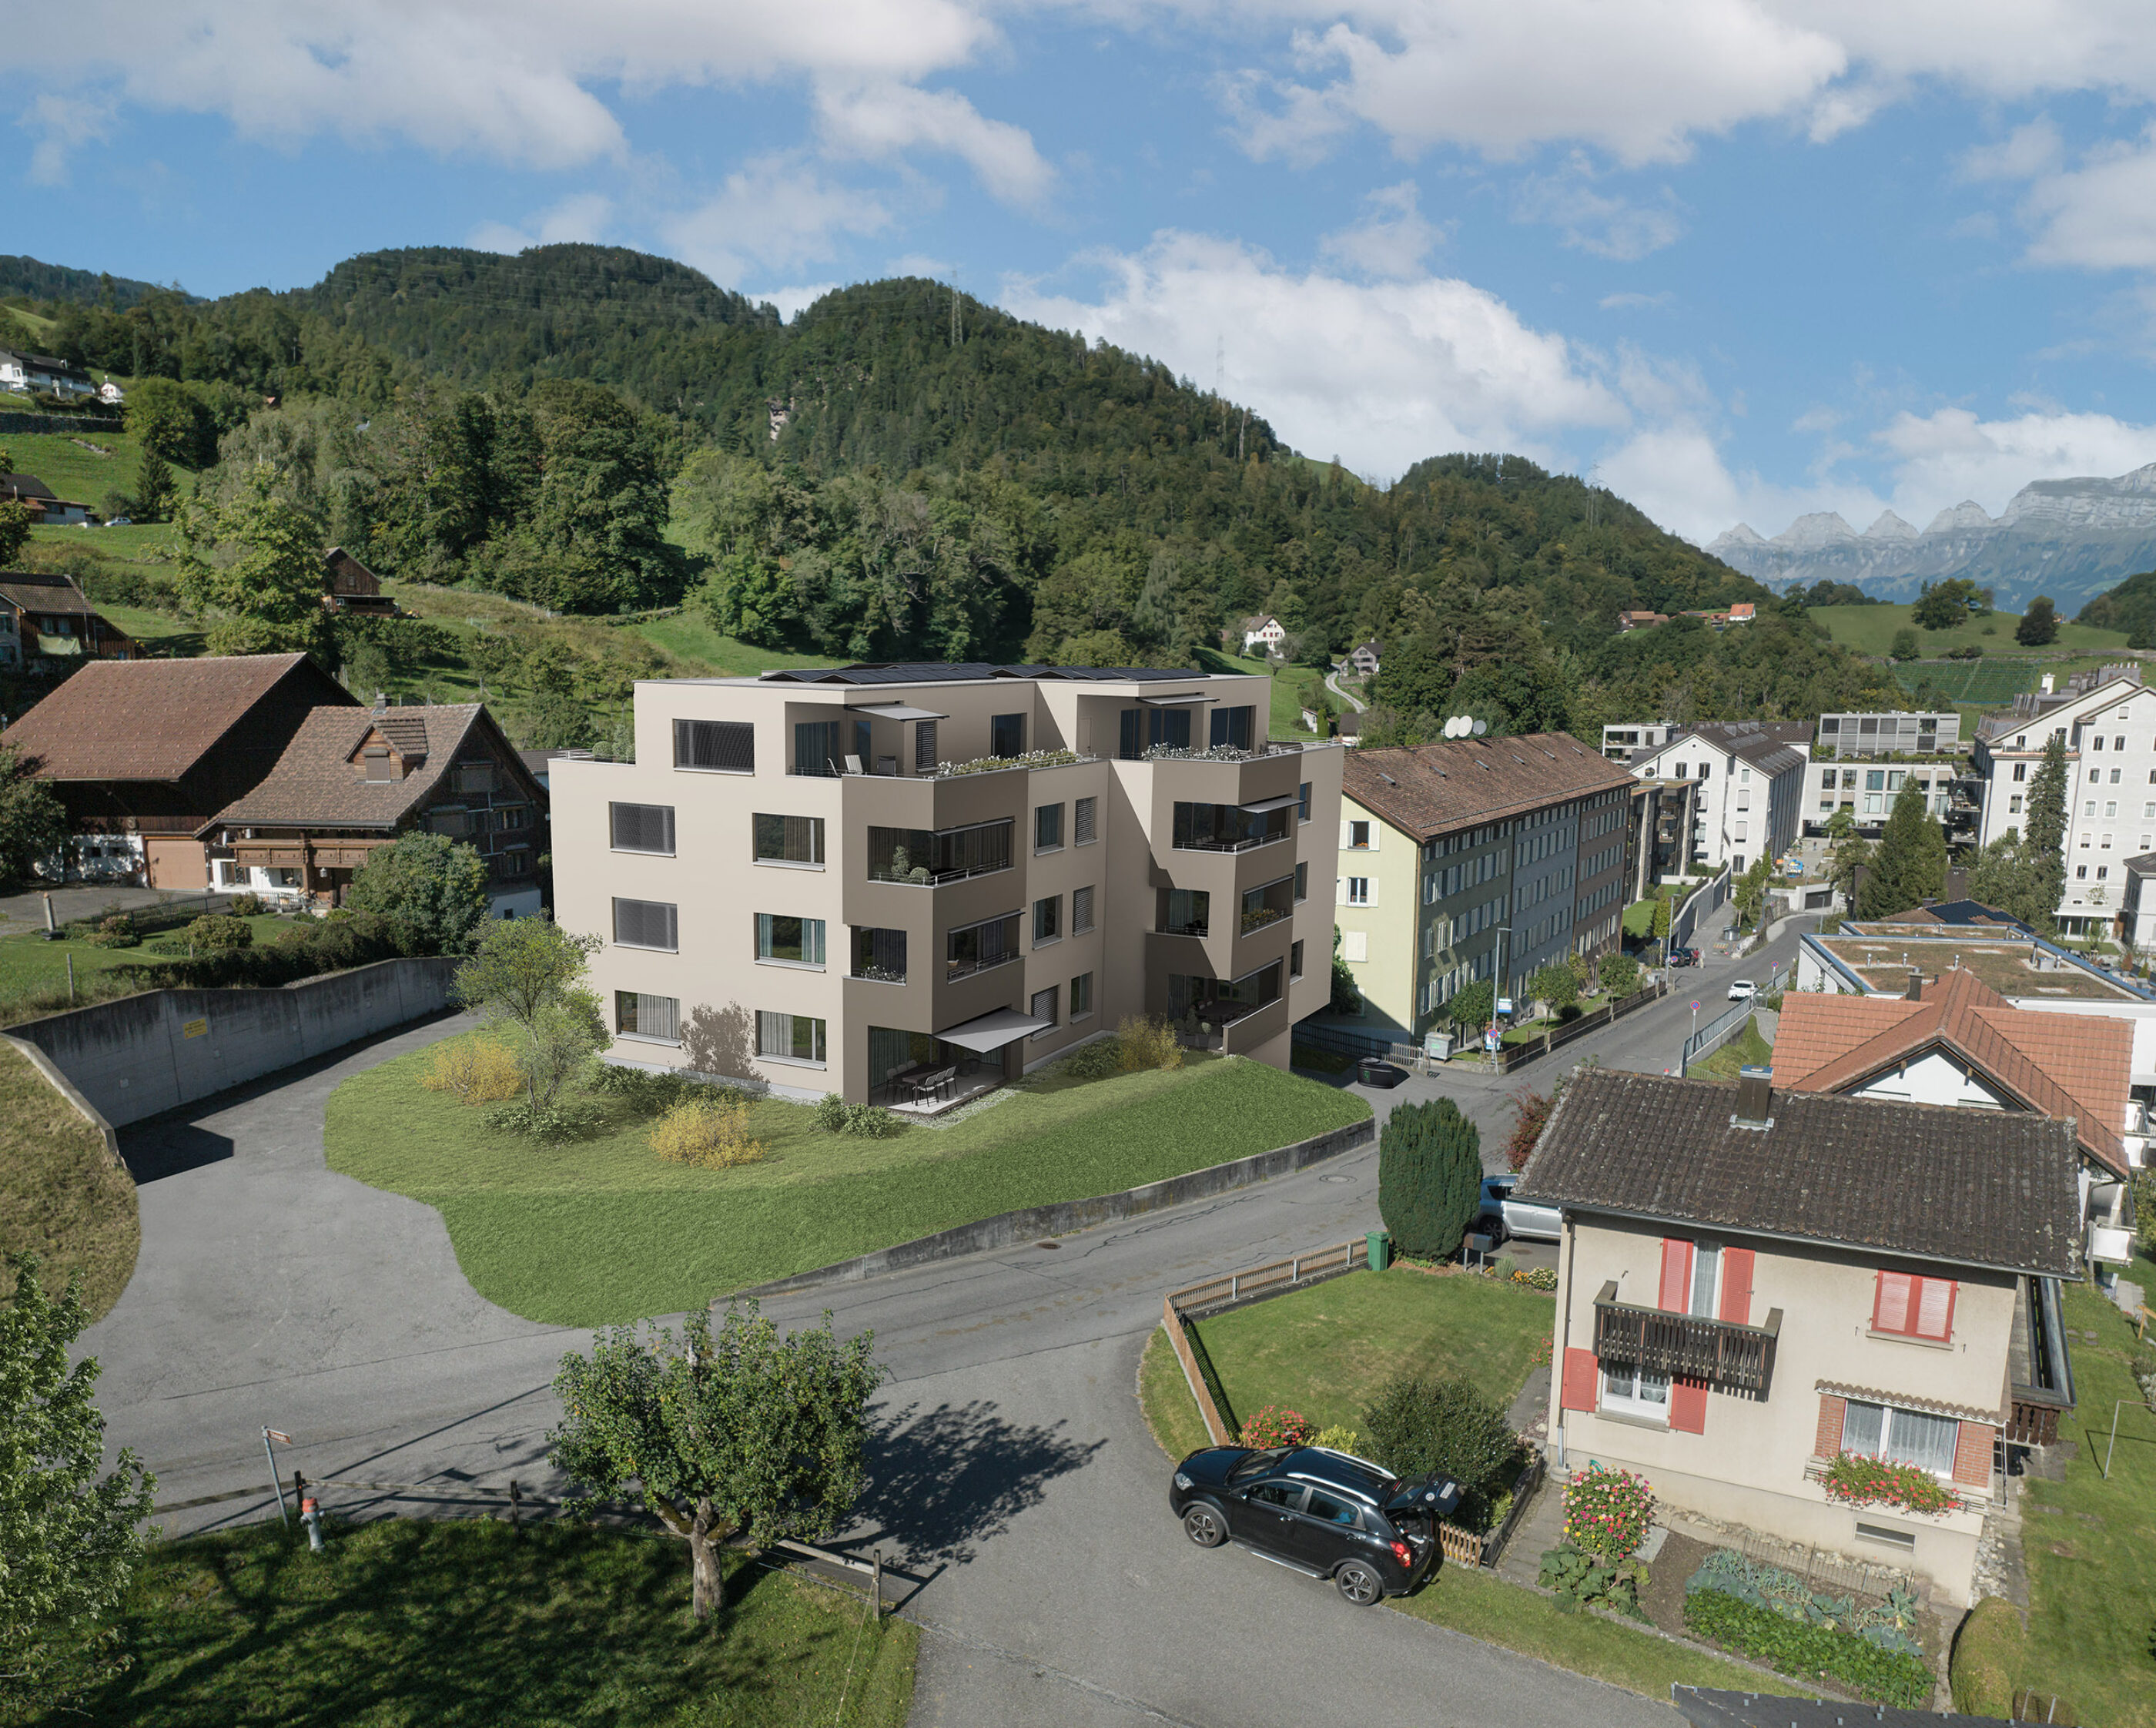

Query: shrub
left=1539, top=1542, right=1649, bottom=1617
left=87, top=913, right=139, bottom=949
left=1950, top=1596, right=2024, bottom=1718
left=1511, top=1266, right=1558, bottom=1291
left=585, top=1063, right=700, bottom=1116
left=184, top=913, right=253, bottom=951
left=420, top=1036, right=524, bottom=1103
left=1504, top=1087, right=1552, bottom=1173
left=1378, top=1097, right=1481, bottom=1260
left=1598, top=951, right=1640, bottom=996
left=228, top=892, right=266, bottom=916
left=1684, top=1587, right=1933, bottom=1707
left=650, top=1097, right=765, bottom=1168
left=812, top=1091, right=849, bottom=1133
left=1237, top=1405, right=1314, bottom=1448
left=1361, top=1372, right=1519, bottom=1527
left=1820, top=1453, right=1961, bottom=1515
left=812, top=1092, right=907, bottom=1137
left=480, top=1097, right=601, bottom=1142
left=1116, top=1014, right=1182, bottom=1073
left=1311, top=1425, right=1361, bottom=1454
left=1059, top=1037, right=1122, bottom=1080
left=1562, top=1464, right=1654, bottom=1561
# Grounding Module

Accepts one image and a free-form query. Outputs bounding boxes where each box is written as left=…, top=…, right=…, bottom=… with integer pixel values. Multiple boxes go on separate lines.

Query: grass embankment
left=1136, top=1267, right=1799, bottom=1702
left=1692, top=1014, right=1772, bottom=1080
left=1622, top=884, right=1689, bottom=939
left=43, top=1518, right=916, bottom=1728
left=1948, top=1264, right=2156, bottom=1726
left=327, top=1045, right=1370, bottom=1326
left=0, top=1039, right=136, bottom=1319
left=0, top=912, right=313, bottom=1019
left=1809, top=602, right=2128, bottom=658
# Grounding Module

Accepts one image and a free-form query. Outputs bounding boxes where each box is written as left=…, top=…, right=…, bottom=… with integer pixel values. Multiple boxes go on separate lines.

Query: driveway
left=0, top=883, right=237, bottom=935
left=98, top=1017, right=1665, bottom=1728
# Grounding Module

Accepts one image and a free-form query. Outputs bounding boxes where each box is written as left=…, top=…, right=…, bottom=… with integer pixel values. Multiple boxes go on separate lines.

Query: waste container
left=1366, top=1229, right=1391, bottom=1271
left=1424, top=1030, right=1454, bottom=1062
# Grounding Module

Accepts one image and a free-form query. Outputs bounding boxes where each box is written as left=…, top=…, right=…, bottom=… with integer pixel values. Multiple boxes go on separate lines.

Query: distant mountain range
left=1707, top=464, right=2156, bottom=616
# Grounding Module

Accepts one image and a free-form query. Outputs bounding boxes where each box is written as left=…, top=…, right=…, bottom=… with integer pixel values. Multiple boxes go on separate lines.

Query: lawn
left=1809, top=602, right=2128, bottom=658
left=45, top=1517, right=916, bottom=1728
left=631, top=611, right=837, bottom=678
left=0, top=912, right=313, bottom=1017
left=0, top=1039, right=136, bottom=1319
left=0, top=427, right=156, bottom=511
left=1691, top=1014, right=1771, bottom=1080
left=1622, top=884, right=1689, bottom=939
left=1192, top=647, right=1319, bottom=740
left=326, top=1045, right=1371, bottom=1325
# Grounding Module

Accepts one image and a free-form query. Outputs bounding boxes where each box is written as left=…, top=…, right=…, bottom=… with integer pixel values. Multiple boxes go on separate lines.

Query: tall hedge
left=1378, top=1097, right=1481, bottom=1261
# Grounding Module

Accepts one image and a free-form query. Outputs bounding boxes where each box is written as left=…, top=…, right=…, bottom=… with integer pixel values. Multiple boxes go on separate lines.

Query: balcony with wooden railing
left=1591, top=1281, right=1782, bottom=1395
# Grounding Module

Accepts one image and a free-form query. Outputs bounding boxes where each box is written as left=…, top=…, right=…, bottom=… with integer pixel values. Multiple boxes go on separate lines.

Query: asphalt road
left=89, top=907, right=1819, bottom=1726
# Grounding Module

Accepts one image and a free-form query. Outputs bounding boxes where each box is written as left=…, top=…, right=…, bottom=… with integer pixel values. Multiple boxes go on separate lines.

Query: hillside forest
left=2, top=244, right=1897, bottom=751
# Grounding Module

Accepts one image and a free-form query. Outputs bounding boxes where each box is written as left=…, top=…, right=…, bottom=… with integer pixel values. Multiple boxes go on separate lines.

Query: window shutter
left=1560, top=1348, right=1599, bottom=1412
left=1344, top=931, right=1368, bottom=963
left=1336, top=876, right=1348, bottom=906
left=1657, top=1239, right=1692, bottom=1313
left=1670, top=1378, right=1708, bottom=1434
left=1366, top=823, right=1379, bottom=851
left=1340, top=819, right=1353, bottom=849
left=1716, top=1247, right=1755, bottom=1327
left=1873, top=1271, right=1915, bottom=1334
left=1916, top=1278, right=1956, bottom=1341
left=1364, top=877, right=1378, bottom=906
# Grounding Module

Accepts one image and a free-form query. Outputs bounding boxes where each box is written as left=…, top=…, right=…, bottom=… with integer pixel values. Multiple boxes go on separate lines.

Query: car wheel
left=1182, top=1504, right=1227, bottom=1549
left=1334, top=1561, right=1383, bottom=1606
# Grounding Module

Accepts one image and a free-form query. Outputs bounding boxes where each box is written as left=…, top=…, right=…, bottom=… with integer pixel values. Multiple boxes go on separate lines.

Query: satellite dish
left=1442, top=715, right=1463, bottom=738
left=1471, top=719, right=1488, bottom=736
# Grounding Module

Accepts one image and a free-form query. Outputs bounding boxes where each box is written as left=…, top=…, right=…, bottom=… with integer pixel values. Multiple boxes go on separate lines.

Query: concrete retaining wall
left=1, top=956, right=460, bottom=1127
left=748, top=1115, right=1376, bottom=1295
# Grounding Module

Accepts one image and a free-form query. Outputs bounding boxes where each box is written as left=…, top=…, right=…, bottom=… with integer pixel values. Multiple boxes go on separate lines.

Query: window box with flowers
left=1818, top=1454, right=1961, bottom=1516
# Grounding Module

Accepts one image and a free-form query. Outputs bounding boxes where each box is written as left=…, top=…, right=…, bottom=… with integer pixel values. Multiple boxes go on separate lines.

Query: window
left=755, top=914, right=825, bottom=966
left=1294, top=862, right=1308, bottom=901
left=614, top=990, right=679, bottom=1042
left=1035, top=802, right=1063, bottom=852
left=753, top=813, right=825, bottom=866
left=610, top=802, right=676, bottom=854
left=675, top=718, right=754, bottom=772
left=1305, top=1489, right=1359, bottom=1528
left=1602, top=1362, right=1670, bottom=1422
left=795, top=719, right=841, bottom=777
left=2077, top=864, right=2088, bottom=879
left=2114, top=769, right=2125, bottom=785
left=990, top=712, right=1026, bottom=758
left=455, top=763, right=494, bottom=795
left=1070, top=972, right=1094, bottom=1019
left=1698, top=764, right=1711, bottom=780
left=755, top=1011, right=826, bottom=1066
left=2094, top=735, right=2107, bottom=750
left=1298, top=782, right=1311, bottom=822
left=1346, top=877, right=1371, bottom=906
left=1120, top=705, right=1191, bottom=757
left=1865, top=770, right=1885, bottom=791
left=851, top=926, right=906, bottom=982
left=1033, top=894, right=1061, bottom=944
left=1209, top=705, right=1254, bottom=750
left=1072, top=885, right=1095, bottom=932
left=2119, top=735, right=2129, bottom=751
left=1347, top=819, right=1373, bottom=849
left=1029, top=986, right=1060, bottom=1038
left=1839, top=1400, right=1958, bottom=1476
left=947, top=912, right=1021, bottom=980
left=1291, top=939, right=1304, bottom=978
left=1074, top=795, right=1096, bottom=844
left=1163, top=887, right=1209, bottom=935
left=913, top=720, right=938, bottom=773
left=2091, top=769, right=2103, bottom=785
left=2010, top=795, right=2024, bottom=813
left=2014, top=763, right=2027, bottom=782
left=1873, top=1271, right=1956, bottom=1341
left=1688, top=1244, right=1720, bottom=1318
left=612, top=898, right=678, bottom=951
left=2084, top=800, right=2098, bottom=818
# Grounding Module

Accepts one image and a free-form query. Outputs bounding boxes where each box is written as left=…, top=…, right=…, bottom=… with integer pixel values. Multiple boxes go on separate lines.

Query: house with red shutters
left=1515, top=1066, right=2081, bottom=1606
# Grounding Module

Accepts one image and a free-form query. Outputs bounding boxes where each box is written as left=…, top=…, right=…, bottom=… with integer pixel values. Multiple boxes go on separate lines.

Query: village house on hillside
left=0, top=569, right=136, bottom=671
left=321, top=546, right=400, bottom=618
left=0, top=350, right=95, bottom=400
left=1, top=471, right=92, bottom=527
left=1236, top=614, right=1286, bottom=656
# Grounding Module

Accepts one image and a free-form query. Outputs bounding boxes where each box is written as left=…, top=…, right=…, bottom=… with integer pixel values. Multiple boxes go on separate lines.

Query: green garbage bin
left=1366, top=1229, right=1391, bottom=1271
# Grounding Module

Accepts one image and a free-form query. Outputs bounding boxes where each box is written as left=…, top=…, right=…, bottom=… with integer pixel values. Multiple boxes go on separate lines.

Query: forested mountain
left=2075, top=566, right=2156, bottom=646
left=4, top=242, right=1896, bottom=734
left=0, top=255, right=190, bottom=310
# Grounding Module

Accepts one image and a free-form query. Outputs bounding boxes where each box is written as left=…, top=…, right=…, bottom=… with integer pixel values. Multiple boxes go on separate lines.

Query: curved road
left=94, top=908, right=1812, bottom=1726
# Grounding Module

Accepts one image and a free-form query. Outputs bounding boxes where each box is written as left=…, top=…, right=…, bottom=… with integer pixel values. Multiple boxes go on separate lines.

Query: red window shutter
left=1916, top=1278, right=1957, bottom=1341
left=1814, top=1395, right=1846, bottom=1458
left=1717, top=1247, right=1755, bottom=1327
left=1670, top=1378, right=1708, bottom=1433
left=1561, top=1348, right=1600, bottom=1412
left=1658, top=1238, right=1692, bottom=1313
left=1873, top=1270, right=1915, bottom=1335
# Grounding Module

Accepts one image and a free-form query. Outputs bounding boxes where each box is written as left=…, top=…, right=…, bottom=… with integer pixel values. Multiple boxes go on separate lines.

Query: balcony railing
left=1592, top=1281, right=1782, bottom=1395
left=1240, top=906, right=1288, bottom=935
left=1174, top=831, right=1288, bottom=855
left=944, top=949, right=1021, bottom=984
left=869, top=859, right=1013, bottom=886
left=1157, top=920, right=1210, bottom=938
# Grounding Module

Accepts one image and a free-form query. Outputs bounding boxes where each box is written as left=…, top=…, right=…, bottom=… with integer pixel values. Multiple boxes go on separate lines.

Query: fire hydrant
left=300, top=1495, right=324, bottom=1553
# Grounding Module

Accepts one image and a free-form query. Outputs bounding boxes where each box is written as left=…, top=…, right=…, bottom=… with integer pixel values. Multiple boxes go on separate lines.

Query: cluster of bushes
left=140, top=908, right=408, bottom=988
left=1058, top=1018, right=1183, bottom=1080
left=1508, top=1265, right=1558, bottom=1291
left=649, top=1092, right=764, bottom=1169
left=1685, top=1546, right=1921, bottom=1653
left=1684, top=1585, right=1932, bottom=1706
left=1361, top=1372, right=1521, bottom=1532
left=1232, top=1405, right=1362, bottom=1453
left=421, top=1036, right=524, bottom=1103
left=812, top=1093, right=906, bottom=1138
left=85, top=913, right=139, bottom=949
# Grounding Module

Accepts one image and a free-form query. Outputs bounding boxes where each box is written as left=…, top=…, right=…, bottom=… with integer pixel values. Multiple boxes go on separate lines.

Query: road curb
left=742, top=1116, right=1377, bottom=1297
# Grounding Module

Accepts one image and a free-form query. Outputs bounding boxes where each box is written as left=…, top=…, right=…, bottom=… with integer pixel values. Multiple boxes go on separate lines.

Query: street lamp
left=1487, top=923, right=1512, bottom=1056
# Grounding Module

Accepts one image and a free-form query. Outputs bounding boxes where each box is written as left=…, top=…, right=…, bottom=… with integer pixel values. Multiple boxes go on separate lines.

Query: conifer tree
left=1378, top=1098, right=1481, bottom=1261
left=1860, top=783, right=1947, bottom=918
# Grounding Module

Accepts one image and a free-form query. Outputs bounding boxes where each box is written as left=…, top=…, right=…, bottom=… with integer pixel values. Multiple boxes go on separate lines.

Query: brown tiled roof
left=0, top=569, right=96, bottom=618
left=1772, top=967, right=2133, bottom=1179
left=2, top=653, right=347, bottom=782
left=0, top=474, right=59, bottom=503
left=205, top=704, right=494, bottom=831
left=1515, top=1068, right=2081, bottom=1278
left=1341, top=732, right=1634, bottom=837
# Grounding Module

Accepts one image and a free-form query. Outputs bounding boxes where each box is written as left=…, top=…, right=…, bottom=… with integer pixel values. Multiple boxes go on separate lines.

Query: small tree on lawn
left=1378, top=1097, right=1481, bottom=1261
left=344, top=831, right=492, bottom=954
left=0, top=742, right=67, bottom=890
left=2015, top=596, right=2058, bottom=647
left=1598, top=951, right=1639, bottom=997
left=1445, top=979, right=1494, bottom=1039
left=0, top=1255, right=156, bottom=1717
left=1651, top=892, right=1674, bottom=946
left=454, top=916, right=604, bottom=1108
left=1505, top=1086, right=1552, bottom=1172
left=1528, top=961, right=1577, bottom=1019
left=548, top=1301, right=882, bottom=1621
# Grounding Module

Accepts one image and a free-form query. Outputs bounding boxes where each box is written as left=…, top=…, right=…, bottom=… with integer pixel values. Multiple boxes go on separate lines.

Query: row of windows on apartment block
left=1558, top=1241, right=1984, bottom=1480
left=1342, top=791, right=1623, bottom=863
left=610, top=889, right=1099, bottom=974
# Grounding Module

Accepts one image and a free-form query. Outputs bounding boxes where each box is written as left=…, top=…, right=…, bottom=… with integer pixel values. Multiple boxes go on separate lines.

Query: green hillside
left=1810, top=601, right=2129, bottom=657
left=2077, top=568, right=2156, bottom=646
left=0, top=256, right=188, bottom=309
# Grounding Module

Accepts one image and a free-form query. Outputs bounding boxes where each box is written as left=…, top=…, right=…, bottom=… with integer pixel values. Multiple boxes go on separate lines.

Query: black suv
left=1168, top=1445, right=1462, bottom=1605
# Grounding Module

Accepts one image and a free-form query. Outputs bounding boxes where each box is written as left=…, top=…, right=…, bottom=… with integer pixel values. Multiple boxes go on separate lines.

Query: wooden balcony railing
left=1592, top=1281, right=1782, bottom=1395
left=2006, top=1397, right=2064, bottom=1448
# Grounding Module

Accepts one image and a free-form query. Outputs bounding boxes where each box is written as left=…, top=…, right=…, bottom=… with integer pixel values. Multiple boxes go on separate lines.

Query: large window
left=1120, top=706, right=1192, bottom=758
left=753, top=814, right=825, bottom=866
left=852, top=926, right=907, bottom=982
left=1840, top=1400, right=1957, bottom=1475
left=794, top=719, right=841, bottom=777
left=614, top=990, right=679, bottom=1042
left=1162, top=887, right=1209, bottom=936
left=1172, top=801, right=1289, bottom=852
left=990, top=712, right=1026, bottom=758
left=1072, top=885, right=1096, bottom=933
left=1209, top=705, right=1254, bottom=750
left=913, top=720, right=938, bottom=773
left=755, top=1011, right=827, bottom=1066
left=1074, top=795, right=1097, bottom=844
left=1035, top=802, right=1063, bottom=852
left=868, top=819, right=1013, bottom=884
left=612, top=898, right=678, bottom=951
left=755, top=914, right=826, bottom=967
left=1070, top=972, right=1094, bottom=1018
left=946, top=912, right=1022, bottom=981
left=675, top=718, right=754, bottom=772
left=610, top=802, right=676, bottom=855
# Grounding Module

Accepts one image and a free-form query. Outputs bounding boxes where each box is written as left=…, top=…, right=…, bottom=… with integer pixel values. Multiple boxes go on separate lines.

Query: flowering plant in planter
left=1820, top=1455, right=1960, bottom=1515
left=1237, top=1405, right=1314, bottom=1448
left=1562, top=1464, right=1656, bottom=1561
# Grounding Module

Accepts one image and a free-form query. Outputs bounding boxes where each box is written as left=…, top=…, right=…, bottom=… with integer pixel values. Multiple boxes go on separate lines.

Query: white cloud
left=1514, top=156, right=1685, bottom=259
left=1598, top=290, right=1672, bottom=310
left=999, top=231, right=1625, bottom=482
left=750, top=283, right=845, bottom=320
left=1957, top=116, right=2064, bottom=183
left=814, top=82, right=1053, bottom=207
left=1873, top=406, right=2156, bottom=515
left=1317, top=181, right=1445, bottom=277
left=660, top=158, right=892, bottom=287
left=467, top=192, right=614, bottom=255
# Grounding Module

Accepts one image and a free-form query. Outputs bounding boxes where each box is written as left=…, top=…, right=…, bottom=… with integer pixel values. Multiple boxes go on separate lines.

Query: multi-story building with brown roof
left=2, top=652, right=354, bottom=887
left=1322, top=734, right=1635, bottom=1048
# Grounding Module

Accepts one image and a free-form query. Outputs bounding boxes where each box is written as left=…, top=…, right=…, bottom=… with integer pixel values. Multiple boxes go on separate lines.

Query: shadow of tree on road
left=857, top=1399, right=1103, bottom=1565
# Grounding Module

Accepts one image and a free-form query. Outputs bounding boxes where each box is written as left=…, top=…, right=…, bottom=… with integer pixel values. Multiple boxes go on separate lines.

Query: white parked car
left=1727, top=979, right=1756, bottom=1002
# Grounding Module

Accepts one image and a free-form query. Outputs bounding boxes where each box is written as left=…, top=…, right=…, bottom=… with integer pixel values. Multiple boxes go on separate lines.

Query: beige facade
left=1552, top=1214, right=2014, bottom=1603
left=552, top=666, right=1343, bottom=1103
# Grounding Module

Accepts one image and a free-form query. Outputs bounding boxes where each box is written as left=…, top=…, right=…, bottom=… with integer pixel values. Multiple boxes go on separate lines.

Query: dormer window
left=363, top=747, right=396, bottom=783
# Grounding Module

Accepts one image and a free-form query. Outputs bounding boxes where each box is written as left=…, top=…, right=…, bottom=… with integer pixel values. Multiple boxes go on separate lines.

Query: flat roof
left=1812, top=933, right=2144, bottom=1002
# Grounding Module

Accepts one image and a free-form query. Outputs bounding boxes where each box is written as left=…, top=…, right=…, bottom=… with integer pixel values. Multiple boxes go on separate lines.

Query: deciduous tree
left=173, top=467, right=331, bottom=659
left=0, top=742, right=67, bottom=889
left=2015, top=596, right=2058, bottom=646
left=454, top=916, right=604, bottom=1108
left=344, top=831, right=491, bottom=954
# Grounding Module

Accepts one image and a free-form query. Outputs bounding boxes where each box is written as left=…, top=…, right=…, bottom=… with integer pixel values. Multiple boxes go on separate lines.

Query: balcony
left=1592, top=1281, right=1782, bottom=1395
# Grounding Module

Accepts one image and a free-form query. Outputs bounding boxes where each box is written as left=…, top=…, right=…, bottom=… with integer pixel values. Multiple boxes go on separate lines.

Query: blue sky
left=19, top=2, right=2156, bottom=546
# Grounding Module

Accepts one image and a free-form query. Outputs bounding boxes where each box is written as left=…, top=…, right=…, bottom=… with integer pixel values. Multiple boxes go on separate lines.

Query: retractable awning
left=1239, top=792, right=1300, bottom=814
left=935, top=1006, right=1053, bottom=1052
left=1138, top=692, right=1214, bottom=706
left=850, top=702, right=948, bottom=722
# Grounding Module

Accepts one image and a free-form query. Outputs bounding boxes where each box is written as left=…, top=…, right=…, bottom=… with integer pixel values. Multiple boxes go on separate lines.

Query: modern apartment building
left=1324, top=735, right=1635, bottom=1045
left=552, top=662, right=1344, bottom=1107
left=1599, top=721, right=1675, bottom=762
left=1813, top=710, right=1959, bottom=760
left=1625, top=722, right=1810, bottom=875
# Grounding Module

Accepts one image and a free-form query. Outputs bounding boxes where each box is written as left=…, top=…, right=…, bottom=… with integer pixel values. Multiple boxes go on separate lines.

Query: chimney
left=372, top=689, right=387, bottom=712
left=1906, top=973, right=1923, bottom=1002
left=1735, top=1067, right=1774, bottom=1127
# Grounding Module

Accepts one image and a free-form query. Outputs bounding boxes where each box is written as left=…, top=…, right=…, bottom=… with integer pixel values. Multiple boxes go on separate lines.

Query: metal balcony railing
left=1591, top=1281, right=1782, bottom=1395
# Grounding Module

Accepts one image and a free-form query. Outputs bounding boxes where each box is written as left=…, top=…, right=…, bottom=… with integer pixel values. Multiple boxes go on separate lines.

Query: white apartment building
left=1599, top=721, right=1675, bottom=762
left=551, top=662, right=1344, bottom=1107
left=1624, top=722, right=1810, bottom=876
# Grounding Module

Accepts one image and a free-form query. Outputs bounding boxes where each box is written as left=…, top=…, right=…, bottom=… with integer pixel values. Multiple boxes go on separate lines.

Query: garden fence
left=1488, top=979, right=1666, bottom=1076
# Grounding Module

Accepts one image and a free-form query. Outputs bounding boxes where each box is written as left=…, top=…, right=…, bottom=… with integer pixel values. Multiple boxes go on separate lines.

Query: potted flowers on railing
left=1240, top=906, right=1286, bottom=934
left=1818, top=1455, right=1961, bottom=1515
left=1143, top=742, right=1268, bottom=762
left=932, top=748, right=1090, bottom=778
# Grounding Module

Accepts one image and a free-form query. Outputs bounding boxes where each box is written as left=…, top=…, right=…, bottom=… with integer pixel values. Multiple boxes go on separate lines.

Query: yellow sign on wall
left=181, top=1017, right=209, bottom=1040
